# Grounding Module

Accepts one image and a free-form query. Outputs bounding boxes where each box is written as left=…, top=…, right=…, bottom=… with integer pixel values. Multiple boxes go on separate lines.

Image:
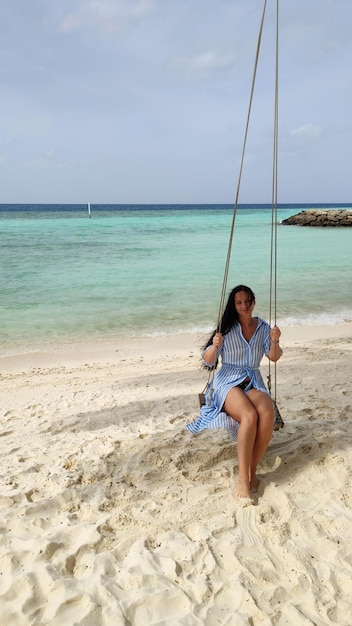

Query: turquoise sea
left=1, top=203, right=351, bottom=354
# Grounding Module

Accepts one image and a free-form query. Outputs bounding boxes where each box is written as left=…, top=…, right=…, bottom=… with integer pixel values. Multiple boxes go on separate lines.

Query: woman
left=187, top=285, right=282, bottom=501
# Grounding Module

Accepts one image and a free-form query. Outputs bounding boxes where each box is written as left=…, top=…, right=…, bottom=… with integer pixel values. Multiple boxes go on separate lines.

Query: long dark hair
left=203, top=285, right=255, bottom=350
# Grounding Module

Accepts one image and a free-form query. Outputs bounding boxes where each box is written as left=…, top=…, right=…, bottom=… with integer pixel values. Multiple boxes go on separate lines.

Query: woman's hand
left=270, top=325, right=281, bottom=344
left=212, top=332, right=223, bottom=348
left=268, top=325, right=282, bottom=362
left=203, top=332, right=223, bottom=366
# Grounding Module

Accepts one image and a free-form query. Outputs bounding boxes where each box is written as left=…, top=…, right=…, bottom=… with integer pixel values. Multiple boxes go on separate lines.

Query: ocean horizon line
left=1, top=201, right=352, bottom=212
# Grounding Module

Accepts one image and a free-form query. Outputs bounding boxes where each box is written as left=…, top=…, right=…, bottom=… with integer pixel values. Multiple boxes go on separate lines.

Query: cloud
left=173, top=50, right=236, bottom=79
left=290, top=124, right=322, bottom=140
left=59, top=0, right=155, bottom=36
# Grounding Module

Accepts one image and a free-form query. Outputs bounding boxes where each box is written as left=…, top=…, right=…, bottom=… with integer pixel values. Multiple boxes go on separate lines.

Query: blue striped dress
left=187, top=317, right=273, bottom=442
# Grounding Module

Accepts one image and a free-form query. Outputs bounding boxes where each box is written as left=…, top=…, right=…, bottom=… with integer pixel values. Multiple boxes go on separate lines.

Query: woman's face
left=234, top=290, right=255, bottom=314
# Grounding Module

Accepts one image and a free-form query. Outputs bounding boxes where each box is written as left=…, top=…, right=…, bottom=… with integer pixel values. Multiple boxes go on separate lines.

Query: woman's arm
left=202, top=332, right=223, bottom=365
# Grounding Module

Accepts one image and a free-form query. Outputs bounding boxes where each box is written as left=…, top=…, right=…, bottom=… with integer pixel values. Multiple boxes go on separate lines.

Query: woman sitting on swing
left=187, top=284, right=282, bottom=501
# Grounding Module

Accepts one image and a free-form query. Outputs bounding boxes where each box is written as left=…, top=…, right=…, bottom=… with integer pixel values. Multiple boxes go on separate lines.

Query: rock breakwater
left=282, top=208, right=352, bottom=227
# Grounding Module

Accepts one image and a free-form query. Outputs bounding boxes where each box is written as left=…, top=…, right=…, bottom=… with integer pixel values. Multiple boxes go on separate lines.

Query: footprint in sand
left=236, top=506, right=263, bottom=547
left=0, top=429, right=14, bottom=438
left=169, top=415, right=185, bottom=424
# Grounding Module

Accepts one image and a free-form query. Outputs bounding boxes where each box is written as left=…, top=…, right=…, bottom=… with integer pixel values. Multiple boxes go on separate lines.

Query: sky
left=1, top=0, right=351, bottom=204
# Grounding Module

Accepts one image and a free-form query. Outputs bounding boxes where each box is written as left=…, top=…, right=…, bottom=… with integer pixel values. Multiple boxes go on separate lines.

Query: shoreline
left=1, top=321, right=351, bottom=372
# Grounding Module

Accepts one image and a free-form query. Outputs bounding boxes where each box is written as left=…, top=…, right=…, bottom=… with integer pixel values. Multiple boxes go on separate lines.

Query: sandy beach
left=1, top=324, right=352, bottom=625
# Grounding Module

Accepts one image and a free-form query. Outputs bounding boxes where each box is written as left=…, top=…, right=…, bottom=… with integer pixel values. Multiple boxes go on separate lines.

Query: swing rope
left=268, top=0, right=284, bottom=429
left=268, top=0, right=279, bottom=401
left=217, top=0, right=268, bottom=329
left=201, top=0, right=269, bottom=401
left=202, top=0, right=284, bottom=430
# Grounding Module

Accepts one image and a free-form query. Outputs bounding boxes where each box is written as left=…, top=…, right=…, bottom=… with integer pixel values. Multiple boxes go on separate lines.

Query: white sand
left=1, top=324, right=352, bottom=625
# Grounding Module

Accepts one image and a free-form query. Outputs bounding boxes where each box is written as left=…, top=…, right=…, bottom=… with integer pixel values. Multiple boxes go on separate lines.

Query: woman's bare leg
left=224, top=388, right=259, bottom=499
left=246, top=390, right=274, bottom=491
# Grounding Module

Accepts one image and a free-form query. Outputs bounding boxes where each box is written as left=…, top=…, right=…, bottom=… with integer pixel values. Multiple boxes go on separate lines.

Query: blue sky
left=1, top=0, right=351, bottom=204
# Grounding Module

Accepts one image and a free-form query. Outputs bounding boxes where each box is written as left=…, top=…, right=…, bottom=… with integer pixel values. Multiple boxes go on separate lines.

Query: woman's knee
left=243, top=406, right=259, bottom=426
left=258, top=406, right=275, bottom=435
left=233, top=405, right=258, bottom=427
left=224, top=390, right=258, bottom=424
left=249, top=392, right=274, bottom=419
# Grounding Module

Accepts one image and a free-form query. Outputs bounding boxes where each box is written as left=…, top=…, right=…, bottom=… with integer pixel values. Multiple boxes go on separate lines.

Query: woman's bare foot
left=250, top=475, right=260, bottom=493
left=236, top=475, right=251, bottom=500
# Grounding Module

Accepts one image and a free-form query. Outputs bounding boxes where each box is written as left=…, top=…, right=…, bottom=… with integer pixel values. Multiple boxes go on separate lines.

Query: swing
left=199, top=0, right=284, bottom=431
